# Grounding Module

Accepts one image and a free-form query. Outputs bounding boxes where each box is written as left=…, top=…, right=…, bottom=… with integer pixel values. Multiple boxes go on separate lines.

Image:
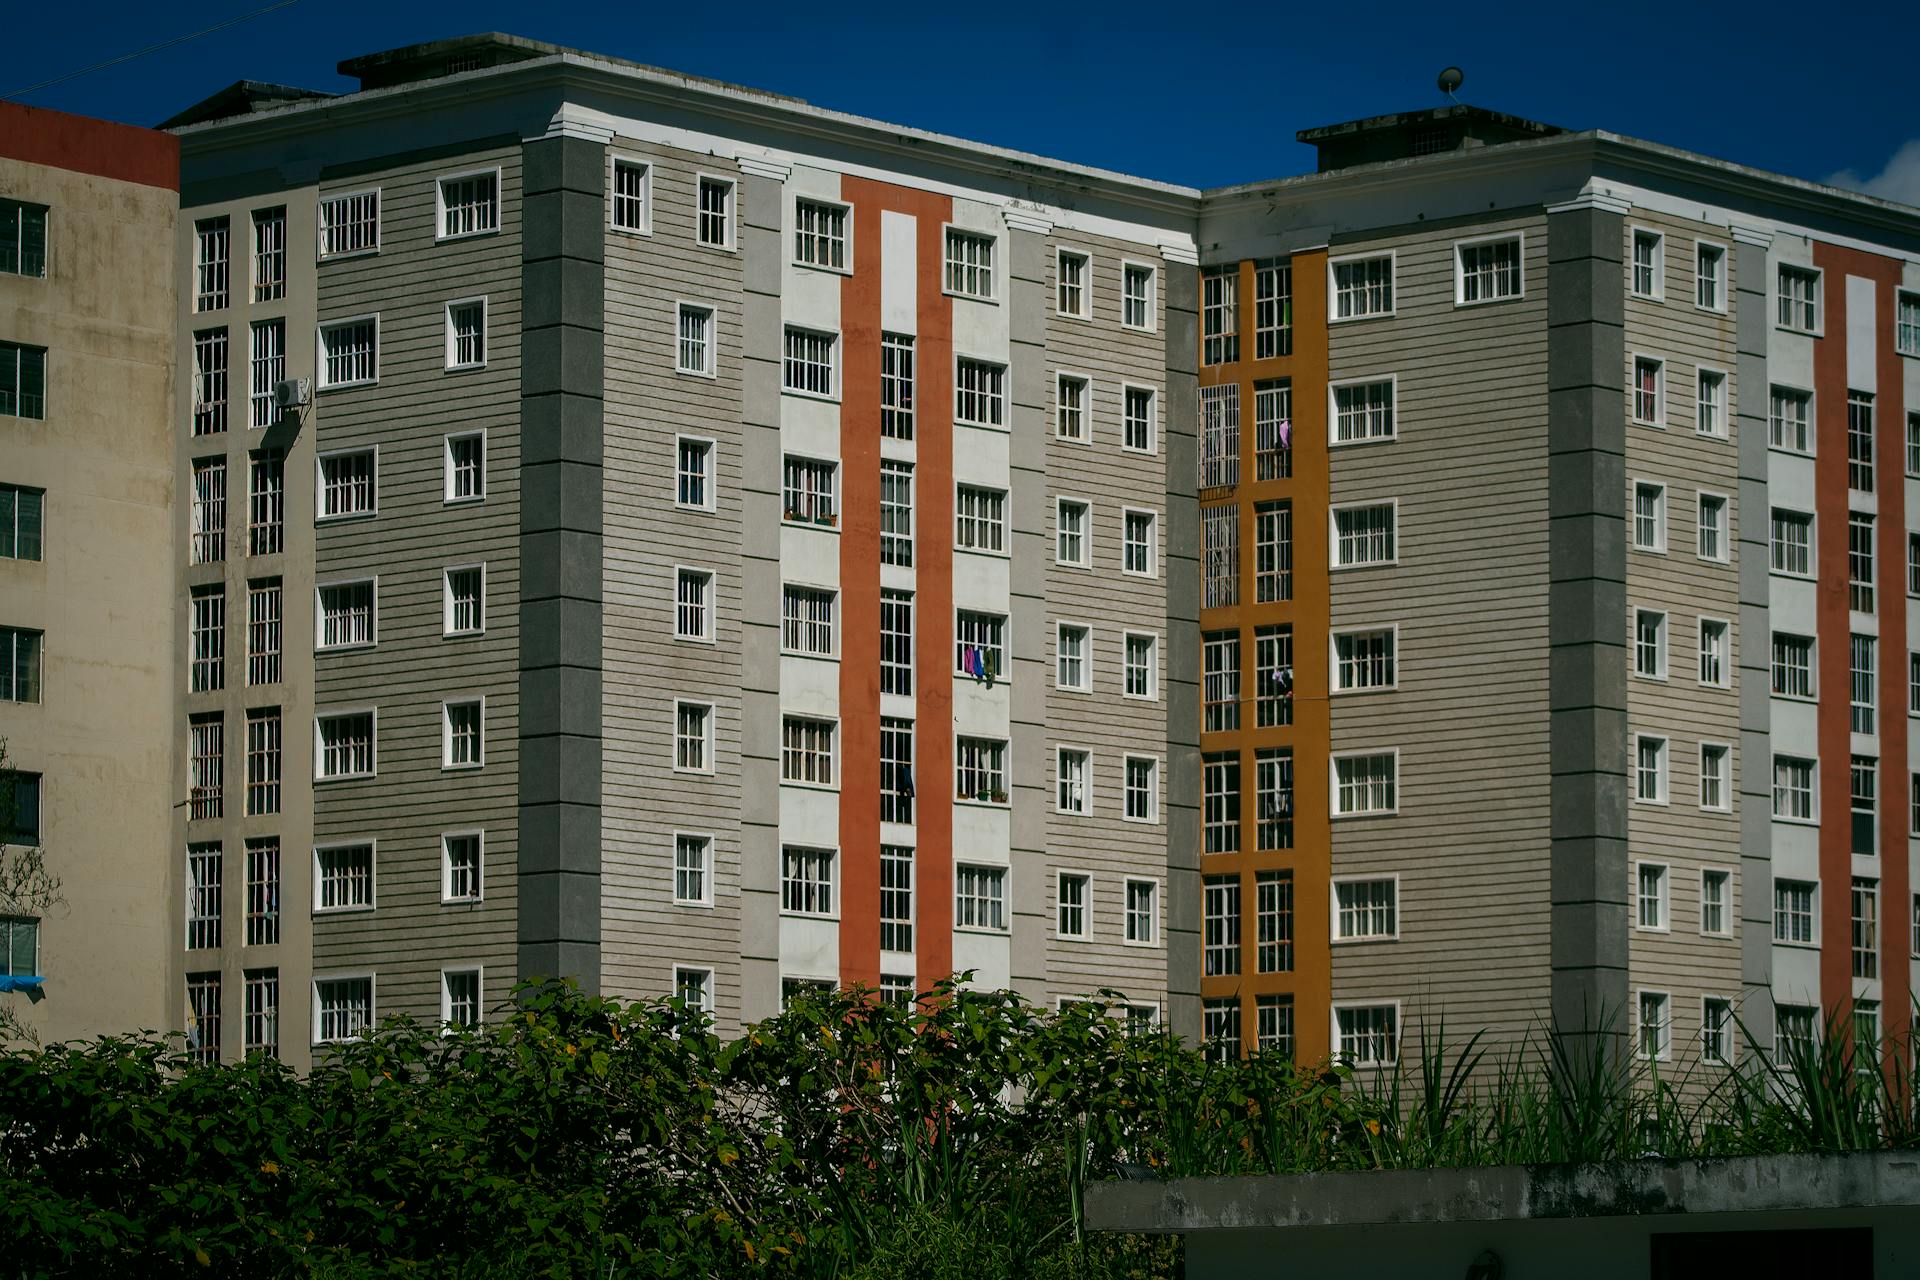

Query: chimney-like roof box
left=337, top=32, right=560, bottom=91
left=1297, top=104, right=1565, bottom=173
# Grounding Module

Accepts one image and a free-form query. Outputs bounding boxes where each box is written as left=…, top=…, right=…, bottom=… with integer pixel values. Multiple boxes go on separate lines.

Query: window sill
left=1634, top=925, right=1672, bottom=936
left=672, top=634, right=718, bottom=646
left=943, top=289, right=999, bottom=306
left=792, top=259, right=851, bottom=276
left=781, top=388, right=842, bottom=405
left=1328, top=311, right=1397, bottom=325
left=674, top=366, right=718, bottom=380
left=1055, top=559, right=1093, bottom=571
left=954, top=797, right=1009, bottom=810
left=780, top=780, right=841, bottom=794
left=1632, top=798, right=1671, bottom=808
left=779, top=650, right=840, bottom=663
left=672, top=898, right=715, bottom=910
left=1630, top=417, right=1666, bottom=430
left=670, top=766, right=716, bottom=777
left=315, top=773, right=377, bottom=784
left=318, top=249, right=380, bottom=264
left=1330, top=810, right=1398, bottom=821
left=1056, top=310, right=1092, bottom=323
left=315, top=511, right=378, bottom=524
left=956, top=926, right=1011, bottom=937
left=1773, top=939, right=1821, bottom=950
left=1330, top=936, right=1400, bottom=946
left=435, top=228, right=501, bottom=246
left=442, top=896, right=485, bottom=907
left=1453, top=294, right=1524, bottom=310
left=443, top=495, right=486, bottom=507
left=956, top=419, right=1010, bottom=433
left=696, top=240, right=739, bottom=254
left=1120, top=444, right=1159, bottom=458
left=1121, top=938, right=1160, bottom=950
left=955, top=545, right=1010, bottom=559
left=316, top=643, right=377, bottom=656
left=316, top=379, right=379, bottom=393
left=443, top=629, right=485, bottom=640
left=441, top=762, right=484, bottom=773
left=1120, top=322, right=1157, bottom=336
left=312, top=904, right=376, bottom=916
left=780, top=911, right=840, bottom=923
left=1771, top=816, right=1818, bottom=827
left=445, top=362, right=487, bottom=374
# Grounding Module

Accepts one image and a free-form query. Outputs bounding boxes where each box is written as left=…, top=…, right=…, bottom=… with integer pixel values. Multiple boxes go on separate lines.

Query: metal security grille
left=782, top=586, right=834, bottom=656
left=319, top=191, right=379, bottom=257
left=192, top=330, right=227, bottom=434
left=1458, top=238, right=1520, bottom=302
left=439, top=173, right=498, bottom=238
left=1254, top=381, right=1291, bottom=480
left=317, top=715, right=373, bottom=780
left=1254, top=258, right=1292, bottom=359
left=1256, top=748, right=1293, bottom=851
left=1255, top=502, right=1291, bottom=603
left=782, top=327, right=835, bottom=396
left=249, top=450, right=284, bottom=554
left=320, top=320, right=376, bottom=388
left=194, top=217, right=230, bottom=312
left=187, top=843, right=222, bottom=949
left=245, top=709, right=281, bottom=816
left=191, top=459, right=226, bottom=564
left=251, top=207, right=285, bottom=302
left=188, top=719, right=222, bottom=821
left=1199, top=384, right=1239, bottom=488
left=697, top=178, right=732, bottom=247
left=320, top=451, right=375, bottom=518
left=1202, top=267, right=1238, bottom=365
left=317, top=844, right=373, bottom=909
left=245, top=838, right=280, bottom=946
left=1256, top=871, right=1293, bottom=972
left=1202, top=504, right=1238, bottom=609
left=190, top=586, right=225, bottom=692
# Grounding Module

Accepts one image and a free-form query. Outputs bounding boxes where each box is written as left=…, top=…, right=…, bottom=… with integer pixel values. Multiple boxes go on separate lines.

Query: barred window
left=445, top=567, right=485, bottom=636
left=1202, top=267, right=1238, bottom=365
left=315, top=977, right=373, bottom=1044
left=611, top=160, right=650, bottom=232
left=1254, top=258, right=1292, bottom=358
left=781, top=846, right=835, bottom=916
left=244, top=969, right=279, bottom=1058
left=1334, top=752, right=1397, bottom=816
left=782, top=326, right=836, bottom=397
left=956, top=358, right=1006, bottom=427
left=194, top=217, right=230, bottom=312
left=1203, top=631, right=1240, bottom=733
left=674, top=702, right=712, bottom=772
left=317, top=580, right=374, bottom=650
left=1335, top=878, right=1397, bottom=939
left=1256, top=870, right=1293, bottom=973
left=1332, top=379, right=1394, bottom=443
left=1199, top=384, right=1239, bottom=488
left=1333, top=503, right=1396, bottom=567
left=944, top=228, right=995, bottom=299
left=245, top=838, right=280, bottom=946
left=191, top=458, right=227, bottom=564
left=187, top=843, right=223, bottom=949
left=1334, top=629, right=1395, bottom=691
left=245, top=708, right=281, bottom=817
left=315, top=843, right=374, bottom=910
left=316, top=711, right=375, bottom=780
left=1457, top=237, right=1521, bottom=303
left=881, top=850, right=916, bottom=949
left=1255, top=625, right=1293, bottom=728
left=782, top=585, right=835, bottom=657
left=781, top=717, right=836, bottom=786
left=1256, top=748, right=1293, bottom=851
left=318, top=318, right=377, bottom=389
left=881, top=333, right=915, bottom=438
left=247, top=579, right=282, bottom=686
left=251, top=207, right=286, bottom=302
left=795, top=199, right=848, bottom=269
left=782, top=455, right=836, bottom=525
left=248, top=449, right=284, bottom=555
left=189, top=714, right=223, bottom=820
left=447, top=299, right=487, bottom=370
left=675, top=303, right=713, bottom=376
left=1203, top=751, right=1240, bottom=853
left=248, top=320, right=287, bottom=429
left=186, top=973, right=222, bottom=1066
left=190, top=585, right=226, bottom=692
left=438, top=171, right=498, bottom=239
left=319, top=449, right=375, bottom=519
left=955, top=612, right=1005, bottom=679
left=1254, top=380, right=1291, bottom=480
left=1203, top=504, right=1239, bottom=609
left=1336, top=1005, right=1398, bottom=1066
left=675, top=568, right=713, bottom=642
left=318, top=190, right=379, bottom=257
left=955, top=485, right=1006, bottom=553
left=1332, top=254, right=1393, bottom=319
left=192, top=329, right=228, bottom=434
left=955, top=865, right=1007, bottom=931
left=697, top=177, right=734, bottom=248
left=1203, top=876, right=1240, bottom=977
left=956, top=737, right=1007, bottom=803
left=1255, top=502, right=1291, bottom=602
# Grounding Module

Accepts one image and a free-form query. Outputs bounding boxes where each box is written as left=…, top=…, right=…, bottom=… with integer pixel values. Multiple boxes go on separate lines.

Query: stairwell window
left=794, top=198, right=848, bottom=269
left=318, top=189, right=379, bottom=258
left=437, top=170, right=499, bottom=240
left=1853, top=878, right=1879, bottom=979
left=1202, top=266, right=1238, bottom=364
left=1778, top=264, right=1821, bottom=332
left=1848, top=391, right=1876, bottom=491
left=1456, top=235, right=1522, bottom=304
left=1332, top=378, right=1394, bottom=444
left=880, top=721, right=913, bottom=825
left=315, top=711, right=375, bottom=781
left=697, top=176, right=735, bottom=248
left=943, top=227, right=995, bottom=300
left=1850, top=634, right=1876, bottom=734
left=445, top=299, right=487, bottom=370
left=881, top=333, right=914, bottom=438
left=880, top=847, right=913, bottom=949
left=1122, top=262, right=1156, bottom=331
left=610, top=160, right=650, bottom=233
left=675, top=303, right=715, bottom=376
left=1332, top=502, right=1396, bottom=568
left=318, top=317, right=377, bottom=390
left=1334, top=878, right=1397, bottom=941
left=1331, top=252, right=1394, bottom=319
left=1333, top=751, right=1397, bottom=817
left=1770, top=386, right=1813, bottom=453
left=782, top=327, right=836, bottom=398
left=955, top=358, right=1006, bottom=427
left=880, top=591, right=912, bottom=694
left=1631, top=229, right=1663, bottom=298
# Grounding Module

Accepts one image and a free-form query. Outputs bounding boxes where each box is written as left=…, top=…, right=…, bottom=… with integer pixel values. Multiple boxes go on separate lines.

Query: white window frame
left=1695, top=365, right=1729, bottom=439
left=1635, top=860, right=1671, bottom=932
left=1327, top=374, right=1398, bottom=446
left=1693, top=239, right=1728, bottom=313
left=314, top=576, right=377, bottom=652
left=1697, top=616, right=1731, bottom=689
left=1331, top=1001, right=1402, bottom=1068
left=1330, top=623, right=1399, bottom=694
left=1121, top=507, right=1158, bottom=578
left=1121, top=381, right=1158, bottom=455
left=1055, top=497, right=1092, bottom=569
left=1329, top=874, right=1400, bottom=943
left=782, top=715, right=840, bottom=791
left=673, top=566, right=716, bottom=644
left=315, top=445, right=378, bottom=522
left=954, top=862, right=1010, bottom=933
left=1701, top=995, right=1736, bottom=1066
left=1696, top=490, right=1729, bottom=563
left=444, top=296, right=487, bottom=371
left=1633, top=607, right=1668, bottom=680
left=1055, top=746, right=1092, bottom=816
left=941, top=223, right=998, bottom=302
left=1327, top=249, right=1396, bottom=322
left=1056, top=870, right=1092, bottom=941
left=443, top=430, right=485, bottom=504
left=1769, top=384, right=1815, bottom=455
left=672, top=699, right=715, bottom=775
left=1632, top=480, right=1667, bottom=553
left=954, top=354, right=1008, bottom=428
left=780, top=581, right=838, bottom=659
left=674, top=435, right=716, bottom=512
left=441, top=966, right=485, bottom=1031
left=781, top=324, right=840, bottom=401
left=1700, top=866, right=1734, bottom=937
left=1123, top=754, right=1160, bottom=824
left=608, top=156, right=652, bottom=236
left=1629, top=227, right=1665, bottom=300
left=316, top=188, right=380, bottom=260
left=1329, top=498, right=1399, bottom=570
left=1122, top=876, right=1159, bottom=947
left=671, top=964, right=716, bottom=1013
left=1776, top=263, right=1823, bottom=335
left=793, top=197, right=852, bottom=273
left=1453, top=232, right=1525, bottom=306
left=1055, top=622, right=1093, bottom=693
left=1120, top=259, right=1157, bottom=332
left=1056, top=247, right=1092, bottom=319
left=672, top=831, right=715, bottom=908
left=1122, top=630, right=1159, bottom=701
left=441, top=697, right=485, bottom=771
left=694, top=173, right=737, bottom=251
left=1635, top=988, right=1672, bottom=1062
left=1699, top=741, right=1732, bottom=813
left=1770, top=507, right=1816, bottom=578
left=1054, top=370, right=1090, bottom=443
left=1772, top=754, right=1818, bottom=824
left=1329, top=748, right=1399, bottom=819
left=442, top=563, right=486, bottom=638
left=1630, top=353, right=1665, bottom=426
left=1634, top=732, right=1670, bottom=805
left=435, top=167, right=501, bottom=243
left=312, top=841, right=377, bottom=912
left=674, top=301, right=717, bottom=378
left=441, top=830, right=484, bottom=904
left=316, top=314, right=379, bottom=391
left=311, top=972, right=376, bottom=1046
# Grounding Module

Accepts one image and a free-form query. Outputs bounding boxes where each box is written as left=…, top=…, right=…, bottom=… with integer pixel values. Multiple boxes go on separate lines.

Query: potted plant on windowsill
left=989, top=788, right=1008, bottom=805
left=816, top=512, right=837, bottom=528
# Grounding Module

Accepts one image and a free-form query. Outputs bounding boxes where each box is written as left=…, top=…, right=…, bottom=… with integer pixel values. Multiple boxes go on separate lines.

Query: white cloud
left=1826, top=139, right=1920, bottom=207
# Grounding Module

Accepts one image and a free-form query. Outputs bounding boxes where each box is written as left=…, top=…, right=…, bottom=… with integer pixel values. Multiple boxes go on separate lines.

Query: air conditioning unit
left=271, top=378, right=312, bottom=410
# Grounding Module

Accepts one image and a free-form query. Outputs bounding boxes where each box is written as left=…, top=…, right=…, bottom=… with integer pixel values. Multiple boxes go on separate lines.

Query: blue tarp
left=0, top=975, right=46, bottom=1000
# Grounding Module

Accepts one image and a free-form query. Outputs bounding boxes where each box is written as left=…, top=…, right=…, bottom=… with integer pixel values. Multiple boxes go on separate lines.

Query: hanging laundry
left=1277, top=419, right=1291, bottom=449
left=900, top=765, right=915, bottom=799
left=1274, top=666, right=1294, bottom=696
left=984, top=651, right=997, bottom=689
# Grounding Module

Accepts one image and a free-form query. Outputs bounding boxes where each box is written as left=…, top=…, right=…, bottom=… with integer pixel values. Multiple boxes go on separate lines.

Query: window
left=318, top=189, right=379, bottom=257
left=187, top=843, right=223, bottom=949
left=443, top=969, right=483, bottom=1030
left=1635, top=735, right=1668, bottom=804
left=1245, top=383, right=1289, bottom=484
left=1774, top=879, right=1816, bottom=943
left=1253, top=871, right=1295, bottom=974
left=194, top=216, right=230, bottom=311
left=1055, top=498, right=1089, bottom=567
left=1198, top=383, right=1239, bottom=487
left=443, top=566, right=484, bottom=637
left=1770, top=509, right=1812, bottom=576
left=445, top=833, right=484, bottom=904
left=1057, top=623, right=1091, bottom=692
left=1912, top=652, right=1920, bottom=716
left=881, top=461, right=913, bottom=565
left=1848, top=392, right=1875, bottom=491
left=0, top=916, right=33, bottom=977
left=1204, top=752, right=1240, bottom=852
left=1256, top=747, right=1293, bottom=850
left=1202, top=998, right=1241, bottom=1062
left=245, top=709, right=281, bottom=817
left=1700, top=743, right=1730, bottom=812
left=245, top=838, right=280, bottom=946
left=0, top=485, right=43, bottom=562
left=1778, top=264, right=1820, bottom=332
left=2, top=774, right=39, bottom=844
left=956, top=865, right=1008, bottom=931
left=1112, top=386, right=1154, bottom=457
left=443, top=699, right=483, bottom=769
left=1334, top=628, right=1395, bottom=692
left=1457, top=236, right=1522, bottom=303
left=881, top=333, right=914, bottom=439
left=1697, top=493, right=1727, bottom=561
left=955, top=612, right=1005, bottom=682
left=0, top=199, right=48, bottom=278
left=1124, top=878, right=1157, bottom=944
left=1853, top=878, right=1879, bottom=979
left=1853, top=755, right=1879, bottom=853
left=1637, top=990, right=1670, bottom=1061
left=955, top=485, right=1006, bottom=553
left=781, top=327, right=836, bottom=397
left=944, top=227, right=995, bottom=299
left=1057, top=249, right=1090, bottom=317
left=189, top=586, right=225, bottom=692
left=1633, top=608, right=1667, bottom=678
left=781, top=846, right=835, bottom=916
left=186, top=973, right=222, bottom=1065
left=1698, top=618, right=1729, bottom=687
left=1121, top=509, right=1157, bottom=577
left=880, top=846, right=914, bottom=950
left=955, top=737, right=1007, bottom=803
left=1700, top=869, right=1730, bottom=935
left=794, top=198, right=847, bottom=269
left=1631, top=482, right=1665, bottom=552
left=314, top=976, right=374, bottom=1044
left=1636, top=863, right=1669, bottom=930
left=437, top=170, right=498, bottom=240
left=782, top=585, right=835, bottom=657
left=0, top=626, right=39, bottom=706
left=316, top=580, right=374, bottom=650
left=1850, top=514, right=1876, bottom=611
left=315, top=711, right=374, bottom=781
left=1124, top=755, right=1157, bottom=822
left=1253, top=257, right=1292, bottom=357
left=1775, top=1005, right=1818, bottom=1065
left=696, top=176, right=735, bottom=248
left=673, top=701, right=712, bottom=773
left=317, top=317, right=377, bottom=389
left=1124, top=632, right=1156, bottom=700
left=248, top=319, right=285, bottom=428
left=675, top=303, right=714, bottom=376
left=1332, top=378, right=1394, bottom=444
left=250, top=207, right=285, bottom=301
left=665, top=832, right=711, bottom=907
left=1336, top=1005, right=1398, bottom=1067
left=1256, top=625, right=1294, bottom=728
left=1057, top=872, right=1089, bottom=940
left=1697, top=369, right=1727, bottom=438
left=1912, top=417, right=1920, bottom=479
left=1894, top=289, right=1920, bottom=357
left=781, top=717, right=836, bottom=787
left=1698, top=996, right=1733, bottom=1065
left=247, top=450, right=284, bottom=555
left=1055, top=373, right=1088, bottom=441
left=314, top=843, right=374, bottom=911
left=1773, top=757, right=1816, bottom=822
left=1254, top=994, right=1294, bottom=1058
left=955, top=358, right=1007, bottom=427
left=243, top=969, right=279, bottom=1058
left=1695, top=242, right=1726, bottom=310
left=1631, top=229, right=1663, bottom=298
left=880, top=719, right=913, bottom=825
left=674, top=437, right=711, bottom=511
left=1772, top=632, right=1814, bottom=699
left=1334, top=752, right=1396, bottom=816
left=1334, top=878, right=1397, bottom=941
left=190, top=330, right=226, bottom=434
left=1254, top=501, right=1292, bottom=603
left=188, top=713, right=224, bottom=819
left=436, top=299, right=485, bottom=373
left=1770, top=386, right=1812, bottom=453
left=1332, top=503, right=1395, bottom=567
left=880, top=591, right=912, bottom=694
left=610, top=159, right=650, bottom=233
left=674, top=568, right=714, bottom=642
left=0, top=341, right=41, bottom=423
left=783, top=455, right=837, bottom=525
left=190, top=457, right=226, bottom=564
left=1122, top=262, right=1155, bottom=330
left=1850, top=633, right=1876, bottom=734
left=1204, top=876, right=1241, bottom=976
left=1202, top=266, right=1238, bottom=364
left=1331, top=253, right=1394, bottom=319
left=1057, top=748, right=1090, bottom=815
left=1632, top=356, right=1664, bottom=424
left=247, top=579, right=282, bottom=686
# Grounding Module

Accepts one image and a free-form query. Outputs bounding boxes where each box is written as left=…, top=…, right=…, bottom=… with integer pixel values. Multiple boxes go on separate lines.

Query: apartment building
left=1191, top=107, right=1920, bottom=1069
left=160, top=34, right=1199, bottom=1067
left=0, top=103, right=179, bottom=1042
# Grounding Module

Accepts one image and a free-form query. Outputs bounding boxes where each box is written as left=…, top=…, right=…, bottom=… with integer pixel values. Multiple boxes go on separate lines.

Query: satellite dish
left=1438, top=67, right=1464, bottom=101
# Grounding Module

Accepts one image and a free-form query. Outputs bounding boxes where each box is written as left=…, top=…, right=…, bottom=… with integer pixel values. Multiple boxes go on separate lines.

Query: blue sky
left=3, top=0, right=1916, bottom=200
